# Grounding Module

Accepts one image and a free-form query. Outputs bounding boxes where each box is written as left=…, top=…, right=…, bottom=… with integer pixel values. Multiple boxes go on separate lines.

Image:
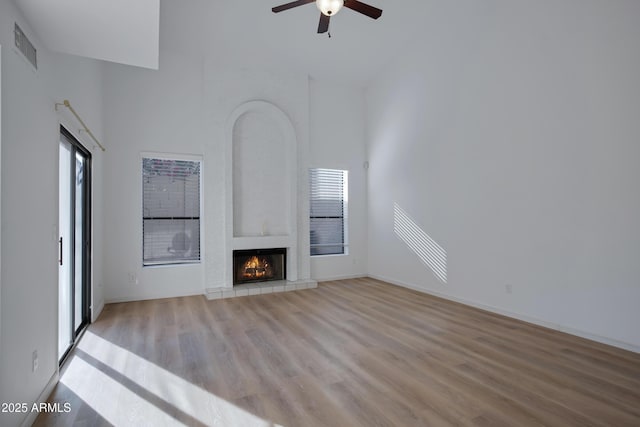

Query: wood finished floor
left=36, top=278, right=640, bottom=426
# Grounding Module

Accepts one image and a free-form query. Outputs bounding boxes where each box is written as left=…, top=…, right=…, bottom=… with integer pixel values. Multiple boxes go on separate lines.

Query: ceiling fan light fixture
left=316, top=0, right=344, bottom=16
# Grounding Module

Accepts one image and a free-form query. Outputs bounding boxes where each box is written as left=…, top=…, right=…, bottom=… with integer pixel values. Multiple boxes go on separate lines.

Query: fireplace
left=233, top=248, right=286, bottom=285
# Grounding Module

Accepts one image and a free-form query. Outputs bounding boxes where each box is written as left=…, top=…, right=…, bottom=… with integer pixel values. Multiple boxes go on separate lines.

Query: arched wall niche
left=232, top=109, right=289, bottom=236
left=224, top=100, right=299, bottom=285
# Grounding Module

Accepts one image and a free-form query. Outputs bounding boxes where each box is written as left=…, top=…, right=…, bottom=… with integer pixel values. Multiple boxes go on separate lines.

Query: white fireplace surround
left=207, top=100, right=315, bottom=298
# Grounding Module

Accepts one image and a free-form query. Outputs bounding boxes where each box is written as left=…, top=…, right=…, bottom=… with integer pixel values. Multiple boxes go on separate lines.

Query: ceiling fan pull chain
left=328, top=31, right=331, bottom=38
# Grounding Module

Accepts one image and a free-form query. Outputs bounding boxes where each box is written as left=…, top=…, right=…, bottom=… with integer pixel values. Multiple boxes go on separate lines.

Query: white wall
left=102, top=51, right=312, bottom=300
left=48, top=53, right=106, bottom=322
left=102, top=50, right=206, bottom=301
left=18, top=0, right=160, bottom=69
left=0, top=3, right=105, bottom=426
left=102, top=48, right=371, bottom=297
left=0, top=43, right=3, bottom=404
left=309, top=78, right=368, bottom=280
left=233, top=110, right=290, bottom=237
left=366, top=0, right=640, bottom=351
left=204, top=64, right=311, bottom=288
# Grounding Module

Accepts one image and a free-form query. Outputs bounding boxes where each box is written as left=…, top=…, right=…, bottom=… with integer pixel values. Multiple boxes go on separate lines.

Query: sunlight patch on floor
left=62, top=356, right=188, bottom=426
left=60, top=330, right=278, bottom=426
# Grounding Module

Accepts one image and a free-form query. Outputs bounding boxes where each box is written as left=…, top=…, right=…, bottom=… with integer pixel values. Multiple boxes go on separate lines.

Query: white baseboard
left=92, top=300, right=105, bottom=322
left=105, top=289, right=205, bottom=304
left=315, top=274, right=366, bottom=282
left=20, top=370, right=59, bottom=427
left=368, top=274, right=640, bottom=354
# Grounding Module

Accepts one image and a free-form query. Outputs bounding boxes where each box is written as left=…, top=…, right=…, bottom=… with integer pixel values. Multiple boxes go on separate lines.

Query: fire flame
left=242, top=256, right=271, bottom=279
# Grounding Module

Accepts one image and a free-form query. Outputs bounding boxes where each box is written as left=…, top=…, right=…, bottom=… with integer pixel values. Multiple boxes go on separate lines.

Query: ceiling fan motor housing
left=316, top=0, right=344, bottom=16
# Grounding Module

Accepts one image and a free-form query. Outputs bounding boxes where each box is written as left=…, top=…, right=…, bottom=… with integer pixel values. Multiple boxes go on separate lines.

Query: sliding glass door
left=59, top=127, right=91, bottom=363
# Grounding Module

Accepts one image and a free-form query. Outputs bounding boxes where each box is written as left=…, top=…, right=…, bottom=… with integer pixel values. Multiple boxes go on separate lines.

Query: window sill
left=143, top=261, right=201, bottom=269
left=310, top=252, right=349, bottom=258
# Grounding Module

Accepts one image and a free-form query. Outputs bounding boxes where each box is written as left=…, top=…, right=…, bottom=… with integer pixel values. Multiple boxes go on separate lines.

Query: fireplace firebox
left=233, top=248, right=286, bottom=285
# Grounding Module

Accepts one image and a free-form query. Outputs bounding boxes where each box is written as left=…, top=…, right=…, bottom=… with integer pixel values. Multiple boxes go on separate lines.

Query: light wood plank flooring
left=36, top=278, right=640, bottom=426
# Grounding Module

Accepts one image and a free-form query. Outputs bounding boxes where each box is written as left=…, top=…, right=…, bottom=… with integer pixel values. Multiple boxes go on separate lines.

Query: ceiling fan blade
left=272, top=0, right=315, bottom=13
left=318, top=13, right=330, bottom=33
left=344, top=0, right=382, bottom=19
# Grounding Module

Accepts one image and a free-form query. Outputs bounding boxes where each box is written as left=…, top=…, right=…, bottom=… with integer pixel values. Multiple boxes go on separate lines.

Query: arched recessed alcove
left=232, top=109, right=289, bottom=236
left=224, top=100, right=299, bottom=285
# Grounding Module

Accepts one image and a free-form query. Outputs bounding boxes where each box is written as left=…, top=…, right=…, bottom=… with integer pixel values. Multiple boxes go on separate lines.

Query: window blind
left=142, top=158, right=201, bottom=265
left=309, top=168, right=347, bottom=256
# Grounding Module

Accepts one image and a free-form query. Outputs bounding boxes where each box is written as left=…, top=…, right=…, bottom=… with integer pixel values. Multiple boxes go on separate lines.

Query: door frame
left=59, top=125, right=92, bottom=364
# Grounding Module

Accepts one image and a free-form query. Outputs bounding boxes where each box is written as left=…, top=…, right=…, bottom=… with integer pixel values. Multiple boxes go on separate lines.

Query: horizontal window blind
left=309, top=168, right=347, bottom=256
left=143, top=158, right=201, bottom=266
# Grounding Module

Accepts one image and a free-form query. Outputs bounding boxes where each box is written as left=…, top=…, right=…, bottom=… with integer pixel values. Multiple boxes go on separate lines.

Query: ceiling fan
left=272, top=0, right=382, bottom=35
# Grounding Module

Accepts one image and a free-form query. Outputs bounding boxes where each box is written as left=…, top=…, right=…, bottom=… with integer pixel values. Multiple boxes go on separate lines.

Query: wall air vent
left=14, top=23, right=37, bottom=70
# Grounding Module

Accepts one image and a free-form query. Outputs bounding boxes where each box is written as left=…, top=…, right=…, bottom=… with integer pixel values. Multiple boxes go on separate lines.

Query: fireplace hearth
left=233, top=248, right=286, bottom=285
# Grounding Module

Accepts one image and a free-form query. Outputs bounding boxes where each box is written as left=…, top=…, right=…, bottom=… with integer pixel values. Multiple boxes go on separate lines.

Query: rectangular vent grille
left=14, top=23, right=37, bottom=69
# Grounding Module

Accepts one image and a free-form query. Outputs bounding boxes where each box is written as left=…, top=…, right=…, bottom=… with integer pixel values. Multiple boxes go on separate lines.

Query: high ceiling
left=16, top=0, right=434, bottom=85
left=159, top=0, right=433, bottom=84
left=16, top=0, right=160, bottom=69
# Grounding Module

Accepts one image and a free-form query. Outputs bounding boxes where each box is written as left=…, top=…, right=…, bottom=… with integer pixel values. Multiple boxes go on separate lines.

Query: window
left=142, top=156, right=201, bottom=266
left=309, top=168, right=348, bottom=256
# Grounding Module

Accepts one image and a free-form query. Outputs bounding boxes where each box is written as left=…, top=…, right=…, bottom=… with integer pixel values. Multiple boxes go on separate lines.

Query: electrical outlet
left=505, top=284, right=513, bottom=294
left=32, top=350, right=38, bottom=372
left=127, top=272, right=138, bottom=285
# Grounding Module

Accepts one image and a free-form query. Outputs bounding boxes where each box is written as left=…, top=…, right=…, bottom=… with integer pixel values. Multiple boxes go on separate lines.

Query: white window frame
left=141, top=152, right=203, bottom=267
left=309, top=168, right=349, bottom=257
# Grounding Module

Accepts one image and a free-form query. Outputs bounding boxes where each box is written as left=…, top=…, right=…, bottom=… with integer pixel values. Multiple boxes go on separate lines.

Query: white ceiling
left=159, top=0, right=433, bottom=85
left=16, top=0, right=160, bottom=69
left=16, top=0, right=434, bottom=84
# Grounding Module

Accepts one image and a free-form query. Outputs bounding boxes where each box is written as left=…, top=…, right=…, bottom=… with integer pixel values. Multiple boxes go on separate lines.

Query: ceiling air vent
left=14, top=23, right=37, bottom=70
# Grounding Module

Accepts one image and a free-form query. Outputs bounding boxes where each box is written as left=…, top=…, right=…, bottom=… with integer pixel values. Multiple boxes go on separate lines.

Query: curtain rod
left=55, top=99, right=106, bottom=152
